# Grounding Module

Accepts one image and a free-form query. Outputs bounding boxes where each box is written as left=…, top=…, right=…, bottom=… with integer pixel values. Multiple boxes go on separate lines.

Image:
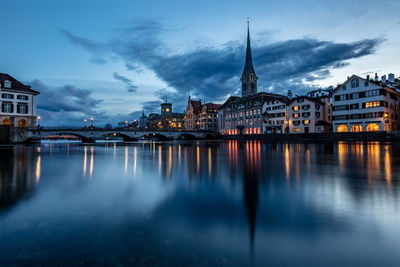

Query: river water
left=0, top=141, right=399, bottom=266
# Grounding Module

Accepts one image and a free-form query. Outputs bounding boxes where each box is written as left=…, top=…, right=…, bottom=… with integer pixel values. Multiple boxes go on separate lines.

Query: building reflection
left=0, top=147, right=38, bottom=210
left=243, top=140, right=262, bottom=255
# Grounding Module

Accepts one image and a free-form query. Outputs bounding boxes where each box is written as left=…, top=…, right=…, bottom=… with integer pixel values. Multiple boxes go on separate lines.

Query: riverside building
left=147, top=101, right=185, bottom=130
left=0, top=73, right=39, bottom=127
left=184, top=97, right=221, bottom=131
left=287, top=95, right=332, bottom=133
left=331, top=74, right=400, bottom=132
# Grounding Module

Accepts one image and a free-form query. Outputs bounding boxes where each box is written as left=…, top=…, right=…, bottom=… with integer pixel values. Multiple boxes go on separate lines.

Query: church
left=218, top=24, right=288, bottom=135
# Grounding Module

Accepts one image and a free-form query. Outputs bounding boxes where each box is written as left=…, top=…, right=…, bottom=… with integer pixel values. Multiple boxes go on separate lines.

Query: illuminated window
left=351, top=125, right=362, bottom=132
left=366, top=123, right=380, bottom=132
left=257, top=128, right=260, bottom=134
left=293, top=113, right=300, bottom=119
left=337, top=125, right=348, bottom=132
left=245, top=128, right=249, bottom=134
left=250, top=128, right=253, bottom=134
left=293, top=128, right=301, bottom=132
left=234, top=129, right=237, bottom=135
left=253, top=127, right=256, bottom=134
left=293, top=106, right=299, bottom=111
left=303, top=120, right=310, bottom=125
left=365, top=101, right=380, bottom=108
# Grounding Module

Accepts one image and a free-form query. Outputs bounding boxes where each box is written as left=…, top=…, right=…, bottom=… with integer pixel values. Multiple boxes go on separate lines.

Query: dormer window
left=4, top=80, right=11, bottom=88
left=351, top=78, right=359, bottom=88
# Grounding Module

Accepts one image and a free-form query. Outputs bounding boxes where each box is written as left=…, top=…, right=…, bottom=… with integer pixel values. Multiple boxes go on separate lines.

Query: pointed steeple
left=241, top=19, right=258, bottom=98
left=243, top=19, right=255, bottom=76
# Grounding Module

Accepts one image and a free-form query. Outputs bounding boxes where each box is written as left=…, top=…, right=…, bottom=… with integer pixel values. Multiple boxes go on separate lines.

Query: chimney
left=375, top=73, right=379, bottom=81
left=287, top=89, right=292, bottom=99
left=381, top=75, right=386, bottom=83
left=388, top=73, right=395, bottom=83
left=366, top=74, right=370, bottom=81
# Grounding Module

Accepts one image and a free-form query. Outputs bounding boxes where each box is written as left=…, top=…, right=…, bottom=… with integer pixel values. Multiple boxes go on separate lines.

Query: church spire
left=243, top=19, right=255, bottom=76
left=241, top=19, right=258, bottom=98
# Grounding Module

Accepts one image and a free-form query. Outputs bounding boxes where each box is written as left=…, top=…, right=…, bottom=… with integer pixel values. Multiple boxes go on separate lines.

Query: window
left=366, top=90, right=379, bottom=97
left=303, top=120, right=310, bottom=125
left=293, top=106, right=299, bottom=111
left=302, top=105, right=310, bottom=110
left=2, top=93, right=14, bottom=99
left=302, top=112, right=310, bottom=118
left=17, top=95, right=29, bottom=100
left=366, top=123, right=380, bottom=132
left=293, top=128, right=301, bottom=132
left=1, top=103, right=13, bottom=113
left=351, top=125, right=363, bottom=132
left=293, top=113, right=300, bottom=119
left=17, top=104, right=28, bottom=114
left=351, top=78, right=359, bottom=88
left=4, top=80, right=11, bottom=88
left=337, top=125, right=348, bottom=132
left=365, top=101, right=380, bottom=108
left=293, top=120, right=300, bottom=126
left=315, top=112, right=320, bottom=118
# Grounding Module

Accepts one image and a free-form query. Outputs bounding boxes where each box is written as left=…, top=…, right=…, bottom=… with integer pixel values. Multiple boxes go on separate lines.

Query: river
left=0, top=141, right=399, bottom=266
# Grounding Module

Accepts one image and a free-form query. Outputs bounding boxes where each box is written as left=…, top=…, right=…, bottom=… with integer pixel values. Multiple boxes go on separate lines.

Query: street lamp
left=90, top=117, right=94, bottom=128
left=84, top=119, right=87, bottom=128
left=37, top=116, right=41, bottom=127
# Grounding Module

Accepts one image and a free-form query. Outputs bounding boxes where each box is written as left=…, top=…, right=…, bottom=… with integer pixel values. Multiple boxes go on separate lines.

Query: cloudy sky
left=1, top=0, right=400, bottom=126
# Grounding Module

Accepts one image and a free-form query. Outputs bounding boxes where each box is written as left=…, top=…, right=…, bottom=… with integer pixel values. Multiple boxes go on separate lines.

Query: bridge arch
left=140, top=133, right=169, bottom=141
left=178, top=133, right=197, bottom=140
left=103, top=132, right=137, bottom=142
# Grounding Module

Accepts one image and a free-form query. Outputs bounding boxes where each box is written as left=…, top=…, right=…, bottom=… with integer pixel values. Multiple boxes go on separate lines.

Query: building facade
left=147, top=102, right=185, bottom=130
left=331, top=74, right=400, bottom=132
left=184, top=97, right=202, bottom=131
left=287, top=96, right=332, bottom=133
left=262, top=97, right=289, bottom=134
left=0, top=73, right=39, bottom=127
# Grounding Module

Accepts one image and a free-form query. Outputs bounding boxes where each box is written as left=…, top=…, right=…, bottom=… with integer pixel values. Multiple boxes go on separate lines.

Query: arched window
left=366, top=123, right=380, bottom=132
left=337, top=125, right=348, bottom=132
left=351, top=125, right=363, bottom=132
left=351, top=78, right=359, bottom=88
left=2, top=118, right=10, bottom=126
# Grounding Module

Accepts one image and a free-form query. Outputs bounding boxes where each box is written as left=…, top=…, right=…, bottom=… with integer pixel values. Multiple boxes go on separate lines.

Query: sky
left=1, top=0, right=400, bottom=126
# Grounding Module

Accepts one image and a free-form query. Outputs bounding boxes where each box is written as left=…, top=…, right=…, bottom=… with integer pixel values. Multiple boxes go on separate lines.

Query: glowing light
left=89, top=146, right=94, bottom=178
left=35, top=152, right=41, bottom=184
left=208, top=147, right=212, bottom=178
left=124, top=145, right=128, bottom=176
left=133, top=146, right=137, bottom=177
left=83, top=146, right=87, bottom=176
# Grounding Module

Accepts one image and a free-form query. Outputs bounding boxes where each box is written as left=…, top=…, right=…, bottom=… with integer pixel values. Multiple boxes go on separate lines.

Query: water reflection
left=0, top=141, right=399, bottom=266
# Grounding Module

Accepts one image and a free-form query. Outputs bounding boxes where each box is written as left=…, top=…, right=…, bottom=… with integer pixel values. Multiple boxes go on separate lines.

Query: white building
left=331, top=74, right=400, bottom=132
left=0, top=73, right=39, bottom=127
left=287, top=96, right=332, bottom=133
left=262, top=97, right=289, bottom=134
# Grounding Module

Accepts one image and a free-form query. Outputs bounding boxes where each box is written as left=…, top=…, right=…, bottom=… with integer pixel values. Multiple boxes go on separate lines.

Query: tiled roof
left=0, top=73, right=40, bottom=95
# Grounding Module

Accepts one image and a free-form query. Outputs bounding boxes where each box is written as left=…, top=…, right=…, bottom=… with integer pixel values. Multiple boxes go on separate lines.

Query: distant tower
left=241, top=20, right=258, bottom=98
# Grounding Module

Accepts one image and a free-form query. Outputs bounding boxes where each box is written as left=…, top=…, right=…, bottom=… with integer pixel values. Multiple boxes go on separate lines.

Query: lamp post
left=90, top=117, right=94, bottom=128
left=84, top=119, right=87, bottom=128
left=37, top=116, right=41, bottom=128
left=125, top=120, right=128, bottom=129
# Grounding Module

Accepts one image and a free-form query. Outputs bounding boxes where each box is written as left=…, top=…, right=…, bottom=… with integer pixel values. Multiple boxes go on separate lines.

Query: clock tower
left=241, top=22, right=257, bottom=97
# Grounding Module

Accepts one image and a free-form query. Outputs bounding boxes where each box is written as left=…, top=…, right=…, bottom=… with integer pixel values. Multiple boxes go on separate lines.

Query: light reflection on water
left=0, top=141, right=399, bottom=266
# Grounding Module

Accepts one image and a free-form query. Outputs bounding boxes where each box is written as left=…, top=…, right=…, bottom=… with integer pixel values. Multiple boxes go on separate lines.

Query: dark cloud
left=62, top=21, right=384, bottom=110
left=113, top=72, right=138, bottom=93
left=31, top=79, right=142, bottom=127
left=141, top=100, right=162, bottom=113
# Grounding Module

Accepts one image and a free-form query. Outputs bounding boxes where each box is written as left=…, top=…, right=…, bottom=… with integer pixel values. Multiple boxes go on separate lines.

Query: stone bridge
left=12, top=128, right=216, bottom=143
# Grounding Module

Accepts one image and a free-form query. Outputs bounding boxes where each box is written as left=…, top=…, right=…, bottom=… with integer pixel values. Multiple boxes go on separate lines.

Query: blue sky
left=1, top=0, right=400, bottom=126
